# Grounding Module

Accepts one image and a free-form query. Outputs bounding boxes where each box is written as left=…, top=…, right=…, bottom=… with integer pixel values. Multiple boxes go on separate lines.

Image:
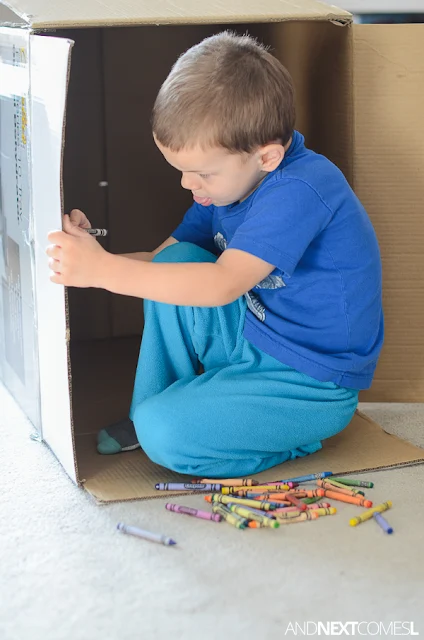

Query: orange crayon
left=316, top=489, right=372, bottom=507
left=247, top=521, right=263, bottom=528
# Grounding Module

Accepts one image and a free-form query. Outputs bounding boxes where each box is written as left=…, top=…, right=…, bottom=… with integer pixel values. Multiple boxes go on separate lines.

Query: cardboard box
left=1, top=1, right=423, bottom=500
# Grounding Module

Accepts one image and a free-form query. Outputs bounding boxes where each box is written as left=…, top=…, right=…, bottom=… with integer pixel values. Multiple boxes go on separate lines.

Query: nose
left=181, top=172, right=201, bottom=191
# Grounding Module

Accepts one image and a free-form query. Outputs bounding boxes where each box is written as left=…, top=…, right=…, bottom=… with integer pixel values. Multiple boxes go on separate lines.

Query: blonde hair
left=152, top=31, right=295, bottom=154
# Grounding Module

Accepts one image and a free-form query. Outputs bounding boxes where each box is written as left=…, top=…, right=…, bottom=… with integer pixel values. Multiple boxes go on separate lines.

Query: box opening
left=57, top=21, right=352, bottom=483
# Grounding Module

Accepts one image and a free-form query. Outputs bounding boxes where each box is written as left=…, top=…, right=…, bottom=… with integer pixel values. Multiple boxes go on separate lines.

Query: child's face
left=155, top=138, right=269, bottom=207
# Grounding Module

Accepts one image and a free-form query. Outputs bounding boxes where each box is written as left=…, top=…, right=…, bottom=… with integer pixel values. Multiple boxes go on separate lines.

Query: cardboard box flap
left=1, top=0, right=351, bottom=29
left=352, top=24, right=424, bottom=402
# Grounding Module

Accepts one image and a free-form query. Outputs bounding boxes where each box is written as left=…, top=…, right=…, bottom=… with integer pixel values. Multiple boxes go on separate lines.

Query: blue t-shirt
left=172, top=131, right=384, bottom=389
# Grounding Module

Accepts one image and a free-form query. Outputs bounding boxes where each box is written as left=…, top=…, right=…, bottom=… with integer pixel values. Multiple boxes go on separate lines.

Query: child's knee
left=153, top=241, right=217, bottom=264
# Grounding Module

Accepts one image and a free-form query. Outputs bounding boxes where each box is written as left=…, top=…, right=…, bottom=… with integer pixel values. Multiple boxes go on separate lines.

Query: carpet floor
left=1, top=384, right=424, bottom=640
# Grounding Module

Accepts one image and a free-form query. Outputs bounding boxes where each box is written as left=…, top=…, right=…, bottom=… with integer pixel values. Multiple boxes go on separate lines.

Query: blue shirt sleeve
left=227, top=178, right=334, bottom=277
left=171, top=202, right=217, bottom=254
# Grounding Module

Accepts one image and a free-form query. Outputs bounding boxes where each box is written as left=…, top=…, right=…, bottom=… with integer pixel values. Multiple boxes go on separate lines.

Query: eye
left=199, top=173, right=211, bottom=179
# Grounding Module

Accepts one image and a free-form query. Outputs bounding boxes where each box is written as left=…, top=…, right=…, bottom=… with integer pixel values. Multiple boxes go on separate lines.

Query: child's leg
left=98, top=242, right=245, bottom=453
left=133, top=338, right=359, bottom=478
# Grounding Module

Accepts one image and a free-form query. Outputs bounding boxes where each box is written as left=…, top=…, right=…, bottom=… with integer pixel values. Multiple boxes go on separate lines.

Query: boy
left=46, top=32, right=383, bottom=478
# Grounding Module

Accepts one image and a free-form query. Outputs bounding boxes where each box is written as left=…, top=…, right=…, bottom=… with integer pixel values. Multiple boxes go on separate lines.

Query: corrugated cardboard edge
left=60, top=39, right=79, bottom=483
left=1, top=0, right=351, bottom=29
left=31, top=15, right=352, bottom=30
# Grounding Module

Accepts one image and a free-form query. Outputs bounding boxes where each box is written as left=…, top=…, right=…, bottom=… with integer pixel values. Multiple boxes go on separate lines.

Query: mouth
left=193, top=194, right=213, bottom=206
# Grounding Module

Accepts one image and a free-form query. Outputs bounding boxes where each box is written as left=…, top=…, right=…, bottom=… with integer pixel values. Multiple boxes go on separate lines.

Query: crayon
left=86, top=228, right=108, bottom=237
left=373, top=511, right=394, bottom=534
left=261, top=481, right=298, bottom=489
left=273, top=503, right=329, bottom=513
left=302, top=497, right=322, bottom=505
left=285, top=494, right=307, bottom=510
left=221, top=484, right=289, bottom=494
left=211, top=504, right=248, bottom=529
left=155, top=483, right=222, bottom=491
left=317, top=479, right=362, bottom=497
left=224, top=504, right=276, bottom=519
left=241, top=492, right=293, bottom=500
left=271, top=472, right=333, bottom=484
left=195, top=478, right=258, bottom=487
left=313, top=507, right=337, bottom=517
left=275, top=507, right=336, bottom=520
left=117, top=522, right=176, bottom=546
left=317, top=489, right=372, bottom=507
left=228, top=504, right=280, bottom=528
left=276, top=512, right=319, bottom=524
left=349, top=501, right=392, bottom=527
left=274, top=510, right=312, bottom=520
left=248, top=521, right=263, bottom=528
left=331, top=478, right=374, bottom=489
left=245, top=491, right=310, bottom=499
left=165, top=503, right=222, bottom=522
left=251, top=495, right=292, bottom=503
left=320, top=478, right=365, bottom=495
left=207, top=494, right=278, bottom=511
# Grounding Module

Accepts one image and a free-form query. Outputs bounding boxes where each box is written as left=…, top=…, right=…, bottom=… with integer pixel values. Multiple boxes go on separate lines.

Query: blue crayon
left=373, top=511, right=394, bottom=534
left=273, top=472, right=333, bottom=484
left=155, top=482, right=222, bottom=491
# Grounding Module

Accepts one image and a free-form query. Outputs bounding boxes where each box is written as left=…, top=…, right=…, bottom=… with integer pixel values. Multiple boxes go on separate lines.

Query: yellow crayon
left=211, top=494, right=277, bottom=511
left=211, top=504, right=248, bottom=529
left=349, top=501, right=393, bottom=527
left=313, top=507, right=337, bottom=517
left=276, top=511, right=319, bottom=524
left=229, top=505, right=280, bottom=528
left=198, top=478, right=258, bottom=487
left=221, top=484, right=289, bottom=494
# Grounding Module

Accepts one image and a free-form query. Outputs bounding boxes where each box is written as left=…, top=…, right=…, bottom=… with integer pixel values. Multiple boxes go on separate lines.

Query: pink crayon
left=165, top=503, right=222, bottom=522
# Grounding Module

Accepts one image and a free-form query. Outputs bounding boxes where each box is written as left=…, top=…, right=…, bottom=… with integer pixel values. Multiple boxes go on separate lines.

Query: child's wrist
left=93, top=250, right=115, bottom=290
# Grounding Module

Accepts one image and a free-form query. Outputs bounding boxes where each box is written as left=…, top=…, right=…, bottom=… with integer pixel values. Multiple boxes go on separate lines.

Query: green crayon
left=332, top=477, right=374, bottom=489
left=302, top=497, right=321, bottom=505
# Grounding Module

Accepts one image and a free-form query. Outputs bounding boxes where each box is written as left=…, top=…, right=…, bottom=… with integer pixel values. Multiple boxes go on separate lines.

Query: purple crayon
left=156, top=483, right=222, bottom=491
left=373, top=511, right=394, bottom=534
left=165, top=503, right=222, bottom=522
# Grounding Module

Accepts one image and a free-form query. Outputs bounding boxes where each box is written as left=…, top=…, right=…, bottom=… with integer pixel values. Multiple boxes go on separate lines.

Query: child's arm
left=46, top=218, right=274, bottom=307
left=121, top=236, right=179, bottom=262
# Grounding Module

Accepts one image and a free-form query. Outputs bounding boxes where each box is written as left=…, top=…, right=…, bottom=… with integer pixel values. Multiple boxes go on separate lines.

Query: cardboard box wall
left=1, top=0, right=423, bottom=499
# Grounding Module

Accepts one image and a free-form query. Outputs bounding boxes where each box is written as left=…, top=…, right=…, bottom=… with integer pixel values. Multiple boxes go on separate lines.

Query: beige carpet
left=2, top=386, right=424, bottom=640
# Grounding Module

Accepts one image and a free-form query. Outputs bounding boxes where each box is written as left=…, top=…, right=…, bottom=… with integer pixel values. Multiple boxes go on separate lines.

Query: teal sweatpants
left=129, top=242, right=359, bottom=478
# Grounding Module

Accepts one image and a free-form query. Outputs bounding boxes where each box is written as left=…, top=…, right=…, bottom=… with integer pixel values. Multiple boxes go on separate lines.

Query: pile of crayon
left=156, top=471, right=394, bottom=534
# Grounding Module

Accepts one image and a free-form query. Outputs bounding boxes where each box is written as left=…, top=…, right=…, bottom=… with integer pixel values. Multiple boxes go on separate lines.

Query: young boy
left=46, top=32, right=384, bottom=478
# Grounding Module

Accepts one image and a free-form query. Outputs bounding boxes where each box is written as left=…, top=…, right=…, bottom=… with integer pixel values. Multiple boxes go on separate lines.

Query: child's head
left=152, top=31, right=295, bottom=207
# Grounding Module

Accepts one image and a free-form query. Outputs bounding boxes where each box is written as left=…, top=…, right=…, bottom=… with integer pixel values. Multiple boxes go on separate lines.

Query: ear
left=258, top=143, right=286, bottom=173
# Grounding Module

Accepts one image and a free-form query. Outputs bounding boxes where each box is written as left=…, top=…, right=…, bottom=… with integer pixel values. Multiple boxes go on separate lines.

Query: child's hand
left=46, top=214, right=108, bottom=288
left=66, top=208, right=92, bottom=230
